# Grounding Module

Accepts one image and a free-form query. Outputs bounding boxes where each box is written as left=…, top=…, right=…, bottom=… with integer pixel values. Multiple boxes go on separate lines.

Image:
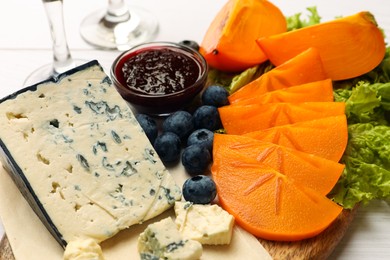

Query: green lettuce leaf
left=331, top=75, right=390, bottom=208
left=331, top=124, right=390, bottom=208
left=286, top=6, right=321, bottom=31
left=206, top=62, right=273, bottom=94
left=377, top=82, right=390, bottom=110
left=334, top=81, right=384, bottom=124
left=227, top=62, right=273, bottom=94
left=206, top=69, right=236, bottom=90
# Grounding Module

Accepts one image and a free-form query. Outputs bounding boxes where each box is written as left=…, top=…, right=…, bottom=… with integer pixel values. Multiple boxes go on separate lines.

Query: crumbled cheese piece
left=63, top=238, right=104, bottom=260
left=138, top=217, right=203, bottom=260
left=174, top=201, right=235, bottom=245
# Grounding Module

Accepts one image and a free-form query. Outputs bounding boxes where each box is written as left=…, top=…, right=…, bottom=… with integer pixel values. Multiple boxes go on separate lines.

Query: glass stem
left=103, top=0, right=131, bottom=27
left=42, top=0, right=75, bottom=75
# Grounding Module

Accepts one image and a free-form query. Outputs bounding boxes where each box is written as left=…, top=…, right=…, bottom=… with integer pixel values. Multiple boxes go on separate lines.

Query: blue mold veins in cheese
left=0, top=61, right=181, bottom=247
left=138, top=217, right=203, bottom=260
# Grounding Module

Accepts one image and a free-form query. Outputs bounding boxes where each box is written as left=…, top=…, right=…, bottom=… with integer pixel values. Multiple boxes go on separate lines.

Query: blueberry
left=179, top=40, right=200, bottom=51
left=136, top=114, right=158, bottom=144
left=201, top=85, right=229, bottom=107
left=153, top=132, right=181, bottom=163
left=193, top=105, right=222, bottom=131
left=182, top=175, right=217, bottom=204
left=187, top=129, right=214, bottom=152
left=182, top=144, right=211, bottom=175
left=162, top=111, right=194, bottom=141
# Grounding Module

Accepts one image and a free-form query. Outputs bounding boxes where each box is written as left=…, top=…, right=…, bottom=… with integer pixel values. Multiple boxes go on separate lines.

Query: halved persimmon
left=199, top=0, right=287, bottom=72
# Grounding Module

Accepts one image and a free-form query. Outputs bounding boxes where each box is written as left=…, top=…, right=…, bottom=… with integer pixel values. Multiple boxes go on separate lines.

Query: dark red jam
left=120, top=48, right=200, bottom=95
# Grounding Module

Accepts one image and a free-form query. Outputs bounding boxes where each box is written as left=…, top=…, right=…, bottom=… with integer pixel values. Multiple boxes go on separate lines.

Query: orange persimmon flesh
left=211, top=146, right=343, bottom=241
left=213, top=134, right=344, bottom=195
left=257, top=12, right=386, bottom=80
left=244, top=115, right=348, bottom=162
left=219, top=102, right=346, bottom=135
left=199, top=0, right=286, bottom=72
left=228, top=48, right=327, bottom=104
left=231, top=78, right=334, bottom=106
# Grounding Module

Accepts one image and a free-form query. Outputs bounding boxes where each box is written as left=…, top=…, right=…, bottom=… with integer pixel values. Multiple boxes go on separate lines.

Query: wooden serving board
left=0, top=207, right=357, bottom=260
left=0, top=235, right=13, bottom=260
left=259, top=207, right=358, bottom=259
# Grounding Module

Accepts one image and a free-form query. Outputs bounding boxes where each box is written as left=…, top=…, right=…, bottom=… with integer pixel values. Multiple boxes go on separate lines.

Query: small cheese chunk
left=174, top=201, right=235, bottom=245
left=138, top=217, right=203, bottom=260
left=63, top=238, right=104, bottom=260
left=0, top=61, right=181, bottom=246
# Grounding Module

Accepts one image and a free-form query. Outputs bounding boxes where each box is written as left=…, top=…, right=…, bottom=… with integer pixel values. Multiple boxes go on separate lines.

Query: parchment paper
left=0, top=164, right=272, bottom=259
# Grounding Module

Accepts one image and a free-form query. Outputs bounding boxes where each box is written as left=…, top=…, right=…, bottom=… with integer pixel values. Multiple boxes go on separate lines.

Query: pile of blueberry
left=136, top=84, right=229, bottom=204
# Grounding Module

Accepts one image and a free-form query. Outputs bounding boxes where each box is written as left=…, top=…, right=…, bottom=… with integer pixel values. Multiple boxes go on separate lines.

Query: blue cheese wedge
left=174, top=201, right=235, bottom=245
left=0, top=61, right=181, bottom=247
left=138, top=217, right=203, bottom=260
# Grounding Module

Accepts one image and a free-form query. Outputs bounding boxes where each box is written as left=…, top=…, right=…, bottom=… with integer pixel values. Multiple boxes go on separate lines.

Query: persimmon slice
left=257, top=12, right=386, bottom=80
left=211, top=148, right=343, bottom=241
left=228, top=48, right=327, bottom=104
left=213, top=134, right=344, bottom=196
left=231, top=79, right=334, bottom=106
left=219, top=102, right=346, bottom=135
left=244, top=115, right=348, bottom=162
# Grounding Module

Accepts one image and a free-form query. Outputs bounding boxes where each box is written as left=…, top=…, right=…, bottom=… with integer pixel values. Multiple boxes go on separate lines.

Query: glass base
left=80, top=6, right=159, bottom=51
left=24, top=59, right=88, bottom=87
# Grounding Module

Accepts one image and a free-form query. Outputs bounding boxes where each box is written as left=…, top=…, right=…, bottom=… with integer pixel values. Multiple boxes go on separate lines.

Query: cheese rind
left=138, top=217, right=203, bottom=260
left=0, top=61, right=181, bottom=246
left=174, top=201, right=235, bottom=245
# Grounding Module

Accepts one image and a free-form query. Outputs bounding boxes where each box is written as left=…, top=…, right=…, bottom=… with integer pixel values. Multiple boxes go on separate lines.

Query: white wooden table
left=0, top=0, right=389, bottom=259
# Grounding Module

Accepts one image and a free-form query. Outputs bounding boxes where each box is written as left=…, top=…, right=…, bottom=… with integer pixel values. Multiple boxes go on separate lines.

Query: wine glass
left=24, top=0, right=87, bottom=86
left=79, top=0, right=159, bottom=51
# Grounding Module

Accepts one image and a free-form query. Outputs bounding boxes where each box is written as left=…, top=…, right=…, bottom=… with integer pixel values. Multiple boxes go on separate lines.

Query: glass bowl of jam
left=111, top=42, right=208, bottom=116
